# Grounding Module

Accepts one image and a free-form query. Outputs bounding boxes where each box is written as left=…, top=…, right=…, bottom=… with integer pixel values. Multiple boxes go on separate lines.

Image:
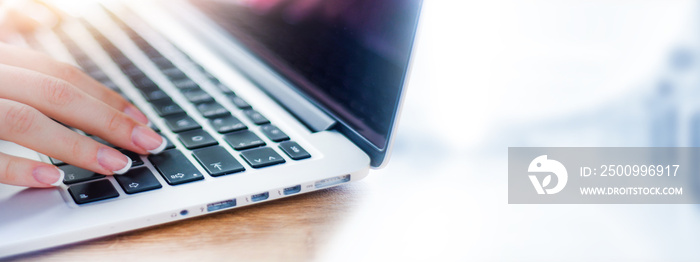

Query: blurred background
left=316, top=0, right=700, bottom=261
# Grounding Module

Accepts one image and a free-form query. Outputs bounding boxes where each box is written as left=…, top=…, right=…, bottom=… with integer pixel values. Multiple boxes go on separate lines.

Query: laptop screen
left=190, top=0, right=422, bottom=153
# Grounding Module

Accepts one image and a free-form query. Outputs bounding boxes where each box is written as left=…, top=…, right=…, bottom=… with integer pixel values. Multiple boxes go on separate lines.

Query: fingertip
left=32, top=165, right=64, bottom=187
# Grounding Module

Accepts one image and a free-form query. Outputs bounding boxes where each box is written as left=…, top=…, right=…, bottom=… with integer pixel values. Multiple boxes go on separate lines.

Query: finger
left=0, top=42, right=149, bottom=124
left=0, top=98, right=132, bottom=176
left=0, top=151, right=63, bottom=188
left=0, top=65, right=165, bottom=155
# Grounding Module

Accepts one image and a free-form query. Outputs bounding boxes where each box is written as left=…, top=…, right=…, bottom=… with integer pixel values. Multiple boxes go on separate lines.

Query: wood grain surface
left=6, top=182, right=369, bottom=262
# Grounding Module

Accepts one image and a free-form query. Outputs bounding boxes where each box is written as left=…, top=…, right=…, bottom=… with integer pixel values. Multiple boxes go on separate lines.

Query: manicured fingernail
left=33, top=166, right=64, bottom=186
left=131, top=125, right=166, bottom=154
left=124, top=106, right=149, bottom=125
left=97, top=147, right=131, bottom=174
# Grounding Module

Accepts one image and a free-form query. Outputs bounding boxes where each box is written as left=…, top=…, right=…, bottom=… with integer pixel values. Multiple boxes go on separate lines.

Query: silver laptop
left=0, top=0, right=422, bottom=258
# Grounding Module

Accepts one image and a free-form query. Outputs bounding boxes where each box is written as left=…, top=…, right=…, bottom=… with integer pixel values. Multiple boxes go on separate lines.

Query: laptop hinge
left=128, top=0, right=336, bottom=132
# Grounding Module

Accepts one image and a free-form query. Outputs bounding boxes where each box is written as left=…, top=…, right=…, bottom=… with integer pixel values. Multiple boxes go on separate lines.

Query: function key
left=278, top=141, right=311, bottom=160
left=260, top=125, right=289, bottom=142
left=192, top=146, right=245, bottom=177
left=240, top=147, right=285, bottom=168
left=114, top=167, right=162, bottom=194
left=164, top=114, right=201, bottom=133
left=149, top=149, right=204, bottom=185
left=60, top=165, right=105, bottom=185
left=210, top=115, right=247, bottom=133
left=196, top=102, right=229, bottom=118
left=68, top=179, right=119, bottom=204
left=223, top=130, right=265, bottom=150
left=177, top=129, right=218, bottom=149
left=243, top=109, right=270, bottom=125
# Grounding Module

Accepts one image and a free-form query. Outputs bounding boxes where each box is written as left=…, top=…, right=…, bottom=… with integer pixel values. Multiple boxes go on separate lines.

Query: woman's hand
left=0, top=3, right=165, bottom=188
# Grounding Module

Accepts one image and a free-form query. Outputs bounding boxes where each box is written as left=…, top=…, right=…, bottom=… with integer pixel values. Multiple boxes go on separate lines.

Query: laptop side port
left=207, top=199, right=236, bottom=212
left=251, top=192, right=269, bottom=202
left=314, top=175, right=351, bottom=189
left=283, top=185, right=302, bottom=195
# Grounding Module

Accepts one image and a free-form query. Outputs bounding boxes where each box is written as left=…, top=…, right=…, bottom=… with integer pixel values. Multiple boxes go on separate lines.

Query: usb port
left=283, top=185, right=301, bottom=195
left=315, top=175, right=351, bottom=189
left=207, top=199, right=236, bottom=212
left=251, top=192, right=269, bottom=202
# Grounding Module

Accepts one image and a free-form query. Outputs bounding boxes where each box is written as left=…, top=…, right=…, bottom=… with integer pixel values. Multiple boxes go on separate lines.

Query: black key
left=161, top=67, right=187, bottom=80
left=119, top=149, right=144, bottom=167
left=139, top=86, right=168, bottom=101
left=50, top=157, right=65, bottom=166
left=151, top=99, right=184, bottom=116
left=171, top=78, right=199, bottom=90
left=148, top=149, right=204, bottom=185
left=131, top=75, right=158, bottom=89
left=68, top=179, right=119, bottom=204
left=121, top=65, right=145, bottom=78
left=227, top=94, right=251, bottom=109
left=214, top=82, right=233, bottom=94
left=182, top=89, right=214, bottom=104
left=196, top=102, right=229, bottom=118
left=152, top=58, right=174, bottom=69
left=210, top=115, right=246, bottom=133
left=114, top=167, right=162, bottom=194
left=240, top=147, right=285, bottom=168
left=158, top=134, right=176, bottom=150
left=260, top=125, right=289, bottom=142
left=178, top=129, right=218, bottom=149
left=279, top=141, right=311, bottom=160
left=60, top=165, right=105, bottom=185
left=164, top=114, right=201, bottom=133
left=192, top=146, right=245, bottom=176
left=243, top=109, right=270, bottom=125
left=223, top=130, right=265, bottom=150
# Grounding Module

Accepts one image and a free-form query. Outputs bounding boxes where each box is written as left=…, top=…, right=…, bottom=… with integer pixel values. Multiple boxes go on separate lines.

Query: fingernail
left=33, top=166, right=65, bottom=186
left=131, top=125, right=166, bottom=154
left=124, top=106, right=149, bottom=125
left=97, top=147, right=132, bottom=174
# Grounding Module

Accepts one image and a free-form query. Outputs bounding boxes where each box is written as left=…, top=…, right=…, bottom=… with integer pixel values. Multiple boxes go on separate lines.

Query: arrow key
left=114, top=167, right=163, bottom=194
left=240, top=147, right=285, bottom=168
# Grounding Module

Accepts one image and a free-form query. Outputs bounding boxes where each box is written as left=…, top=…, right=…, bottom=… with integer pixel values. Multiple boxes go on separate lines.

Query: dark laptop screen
left=190, top=0, right=421, bottom=151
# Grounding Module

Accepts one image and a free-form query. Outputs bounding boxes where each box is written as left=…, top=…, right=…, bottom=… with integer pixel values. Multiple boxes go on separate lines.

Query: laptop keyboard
left=49, top=13, right=311, bottom=205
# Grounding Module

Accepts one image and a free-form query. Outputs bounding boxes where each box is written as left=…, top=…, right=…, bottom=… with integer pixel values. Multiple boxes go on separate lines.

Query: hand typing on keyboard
left=0, top=4, right=166, bottom=188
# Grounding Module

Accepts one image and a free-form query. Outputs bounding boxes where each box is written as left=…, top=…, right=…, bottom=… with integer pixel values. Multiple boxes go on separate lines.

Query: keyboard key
left=279, top=141, right=311, bottom=160
left=178, top=129, right=218, bottom=149
left=161, top=67, right=187, bottom=80
left=151, top=99, right=185, bottom=116
left=227, top=94, right=251, bottom=109
left=196, top=102, right=229, bottom=118
left=171, top=78, right=199, bottom=90
left=214, top=82, right=233, bottom=94
left=260, top=125, right=289, bottom=142
left=114, top=167, right=162, bottom=194
left=138, top=86, right=168, bottom=101
left=223, top=130, right=265, bottom=150
left=119, top=149, right=144, bottom=167
left=68, top=179, right=120, bottom=204
left=192, top=146, right=245, bottom=176
left=164, top=114, right=201, bottom=133
left=60, top=165, right=105, bottom=185
left=182, top=89, right=214, bottom=104
left=210, top=115, right=247, bottom=133
left=240, top=147, right=285, bottom=168
left=243, top=109, right=270, bottom=125
left=149, top=149, right=204, bottom=185
left=158, top=134, right=177, bottom=150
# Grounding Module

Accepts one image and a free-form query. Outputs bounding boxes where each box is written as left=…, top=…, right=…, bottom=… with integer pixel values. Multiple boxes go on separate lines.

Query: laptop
left=0, top=0, right=422, bottom=258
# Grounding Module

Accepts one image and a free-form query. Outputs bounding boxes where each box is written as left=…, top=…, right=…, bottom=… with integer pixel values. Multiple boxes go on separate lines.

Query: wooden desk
left=8, top=183, right=369, bottom=261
